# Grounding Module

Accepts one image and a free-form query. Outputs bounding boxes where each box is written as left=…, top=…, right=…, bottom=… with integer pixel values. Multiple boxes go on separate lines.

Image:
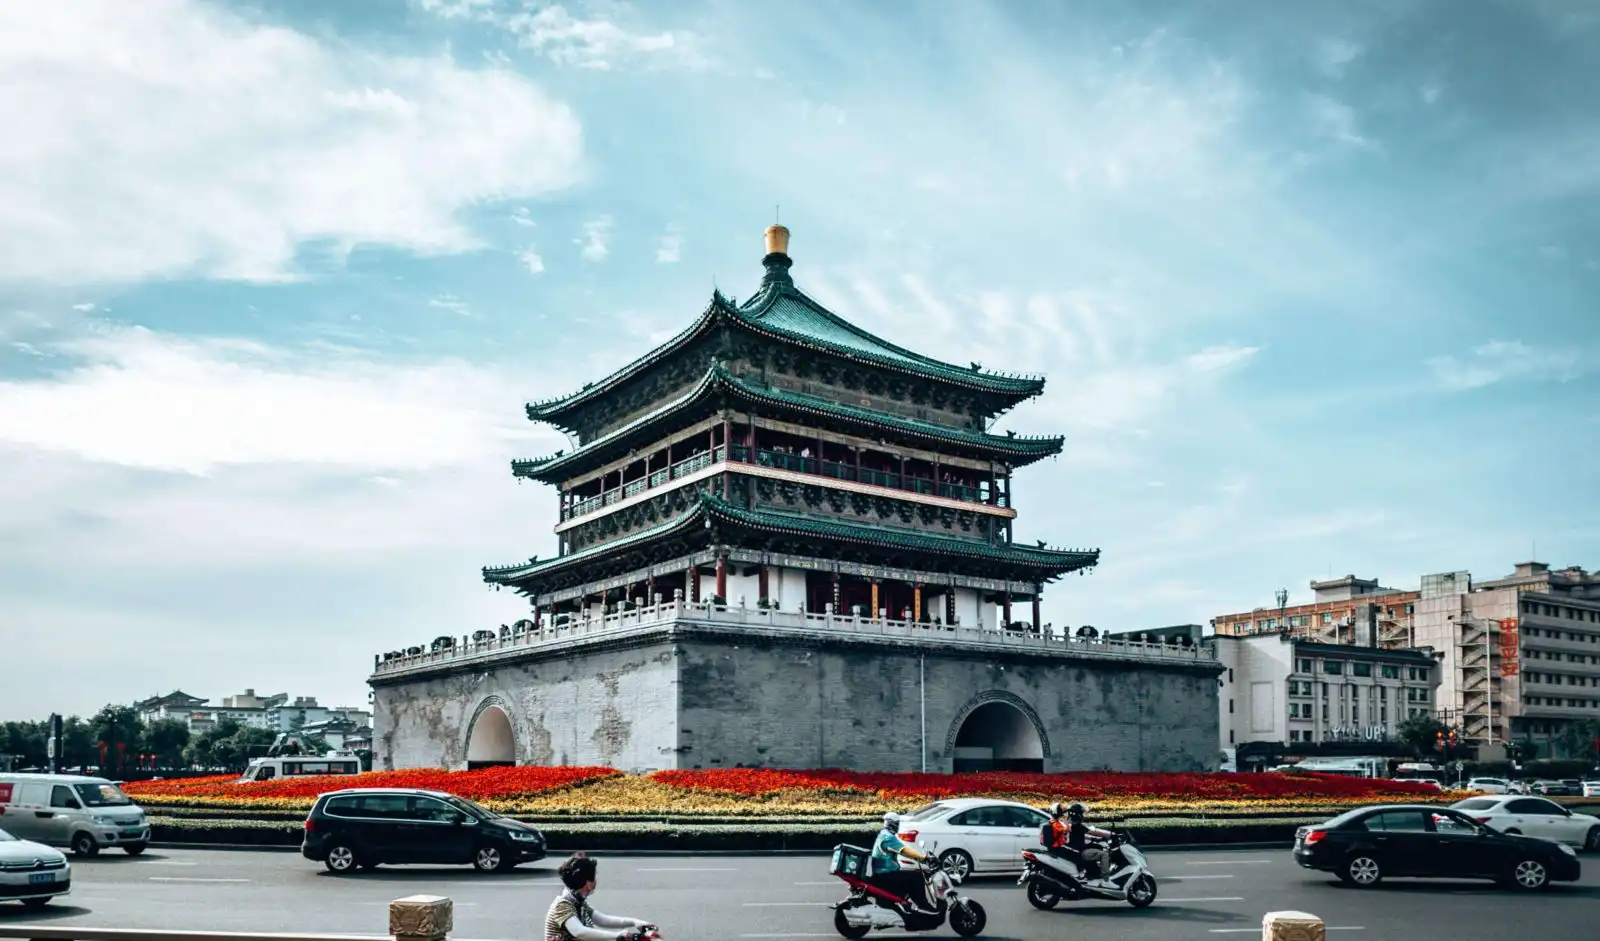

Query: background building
left=133, top=689, right=371, bottom=738
left=1211, top=575, right=1420, bottom=649
left=1413, top=562, right=1600, bottom=753
left=1209, top=632, right=1442, bottom=755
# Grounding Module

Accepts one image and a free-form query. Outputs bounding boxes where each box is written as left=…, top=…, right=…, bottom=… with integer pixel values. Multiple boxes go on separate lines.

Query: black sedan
left=1293, top=803, right=1581, bottom=890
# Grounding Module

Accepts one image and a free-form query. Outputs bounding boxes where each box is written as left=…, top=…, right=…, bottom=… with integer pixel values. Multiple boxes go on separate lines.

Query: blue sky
left=2, top=0, right=1597, bottom=719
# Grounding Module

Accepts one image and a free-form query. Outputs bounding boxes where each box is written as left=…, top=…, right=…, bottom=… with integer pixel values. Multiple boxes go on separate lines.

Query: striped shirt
left=545, top=891, right=591, bottom=941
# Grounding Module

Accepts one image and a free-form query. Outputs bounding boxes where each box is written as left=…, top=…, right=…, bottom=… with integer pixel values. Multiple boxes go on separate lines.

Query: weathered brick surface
left=373, top=623, right=1220, bottom=773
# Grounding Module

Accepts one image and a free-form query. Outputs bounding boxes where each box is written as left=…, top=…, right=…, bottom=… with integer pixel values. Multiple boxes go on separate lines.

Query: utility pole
left=1275, top=588, right=1289, bottom=633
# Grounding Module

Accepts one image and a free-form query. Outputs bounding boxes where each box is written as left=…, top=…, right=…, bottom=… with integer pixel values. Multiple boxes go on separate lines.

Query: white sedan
left=895, top=797, right=1053, bottom=878
left=1451, top=795, right=1600, bottom=852
left=0, top=827, right=72, bottom=908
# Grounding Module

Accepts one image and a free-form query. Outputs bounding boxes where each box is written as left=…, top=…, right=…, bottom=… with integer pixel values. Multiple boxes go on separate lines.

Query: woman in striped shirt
left=545, top=854, right=654, bottom=941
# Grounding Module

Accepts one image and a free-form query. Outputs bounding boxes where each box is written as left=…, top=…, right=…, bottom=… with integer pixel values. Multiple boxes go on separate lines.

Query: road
left=1, top=847, right=1596, bottom=941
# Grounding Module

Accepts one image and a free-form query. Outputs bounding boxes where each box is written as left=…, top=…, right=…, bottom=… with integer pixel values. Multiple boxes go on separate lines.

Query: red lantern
left=97, top=742, right=107, bottom=767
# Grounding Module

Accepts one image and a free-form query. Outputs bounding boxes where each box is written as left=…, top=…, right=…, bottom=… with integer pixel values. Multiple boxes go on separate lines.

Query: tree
left=1397, top=713, right=1447, bottom=758
left=1554, top=719, right=1600, bottom=761
left=60, top=717, right=96, bottom=770
left=143, top=719, right=191, bottom=770
left=0, top=721, right=48, bottom=769
left=91, top=705, right=145, bottom=775
left=183, top=720, right=276, bottom=772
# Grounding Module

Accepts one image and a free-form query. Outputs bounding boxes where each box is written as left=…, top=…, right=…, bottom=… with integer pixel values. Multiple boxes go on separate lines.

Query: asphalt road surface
left=2, top=847, right=1596, bottom=941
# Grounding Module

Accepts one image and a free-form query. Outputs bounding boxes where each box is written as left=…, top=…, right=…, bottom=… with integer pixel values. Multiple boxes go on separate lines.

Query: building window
left=1229, top=699, right=1234, bottom=714
left=1381, top=665, right=1399, bottom=679
left=1228, top=668, right=1234, bottom=683
left=1321, top=612, right=1333, bottom=624
left=1229, top=729, right=1235, bottom=743
left=1297, top=658, right=1313, bottom=673
left=1406, top=604, right=1414, bottom=615
left=1353, top=662, right=1372, bottom=677
left=1324, top=661, right=1343, bottom=675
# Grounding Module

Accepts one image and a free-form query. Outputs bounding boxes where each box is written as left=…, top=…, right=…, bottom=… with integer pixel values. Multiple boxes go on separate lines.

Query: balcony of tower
left=550, top=420, right=1018, bottom=529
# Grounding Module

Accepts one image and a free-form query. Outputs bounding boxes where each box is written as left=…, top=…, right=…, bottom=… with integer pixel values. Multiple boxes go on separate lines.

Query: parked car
left=1293, top=804, right=1580, bottom=890
left=0, top=827, right=71, bottom=908
left=0, top=774, right=149, bottom=856
left=1529, top=779, right=1577, bottom=797
left=301, top=788, right=547, bottom=874
left=1465, top=777, right=1510, bottom=794
left=1582, top=780, right=1600, bottom=799
left=893, top=797, right=1053, bottom=878
left=1450, top=795, right=1600, bottom=852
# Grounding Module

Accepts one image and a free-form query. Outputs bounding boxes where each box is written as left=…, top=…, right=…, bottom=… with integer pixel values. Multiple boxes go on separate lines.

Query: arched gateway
left=946, top=692, right=1047, bottom=773
left=465, top=698, right=516, bottom=769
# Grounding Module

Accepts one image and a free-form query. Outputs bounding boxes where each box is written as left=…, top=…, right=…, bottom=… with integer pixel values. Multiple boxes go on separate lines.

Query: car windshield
left=1452, top=798, right=1500, bottom=811
left=74, top=783, right=133, bottom=807
left=905, top=802, right=951, bottom=821
left=443, top=795, right=500, bottom=820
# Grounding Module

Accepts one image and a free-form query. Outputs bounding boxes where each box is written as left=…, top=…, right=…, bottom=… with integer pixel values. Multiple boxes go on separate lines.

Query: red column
left=1032, top=593, right=1041, bottom=632
left=1002, top=595, right=1012, bottom=629
left=758, top=565, right=769, bottom=604
left=715, top=556, right=727, bottom=600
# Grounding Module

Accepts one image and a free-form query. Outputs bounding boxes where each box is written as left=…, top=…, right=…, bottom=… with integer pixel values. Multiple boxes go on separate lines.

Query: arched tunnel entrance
left=466, top=704, right=516, bottom=769
left=953, top=701, right=1044, bottom=773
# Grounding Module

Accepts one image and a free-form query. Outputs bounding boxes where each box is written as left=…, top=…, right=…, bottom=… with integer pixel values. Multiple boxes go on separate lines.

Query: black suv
left=301, top=788, right=546, bottom=874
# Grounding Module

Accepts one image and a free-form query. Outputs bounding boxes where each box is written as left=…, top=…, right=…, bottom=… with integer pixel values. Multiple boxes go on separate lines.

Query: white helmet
left=883, top=811, right=902, bottom=830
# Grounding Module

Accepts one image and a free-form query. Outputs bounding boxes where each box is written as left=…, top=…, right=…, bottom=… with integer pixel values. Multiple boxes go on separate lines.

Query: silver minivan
left=0, top=774, right=150, bottom=856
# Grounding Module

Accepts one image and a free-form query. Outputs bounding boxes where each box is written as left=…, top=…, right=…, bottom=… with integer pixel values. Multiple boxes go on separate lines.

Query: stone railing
left=0, top=895, right=456, bottom=941
left=372, top=597, right=1217, bottom=677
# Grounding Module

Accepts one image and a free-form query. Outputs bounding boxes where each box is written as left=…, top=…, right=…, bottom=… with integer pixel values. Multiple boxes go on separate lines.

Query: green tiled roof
left=526, top=269, right=1045, bottom=423
left=699, top=494, right=1098, bottom=573
left=512, top=362, right=1063, bottom=482
left=481, top=493, right=1098, bottom=585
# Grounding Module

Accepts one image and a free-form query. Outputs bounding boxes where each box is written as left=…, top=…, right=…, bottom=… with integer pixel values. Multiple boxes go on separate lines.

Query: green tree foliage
left=183, top=720, right=277, bottom=771
left=1553, top=719, right=1600, bottom=762
left=91, top=705, right=145, bottom=775
left=143, top=719, right=191, bottom=770
left=1397, top=713, right=1447, bottom=757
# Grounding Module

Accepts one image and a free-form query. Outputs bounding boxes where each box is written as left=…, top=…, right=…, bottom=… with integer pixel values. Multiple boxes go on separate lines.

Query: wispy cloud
left=0, top=0, right=583, bottom=285
left=656, top=232, right=683, bottom=264
left=576, top=215, right=612, bottom=262
left=518, top=247, right=546, bottom=275
left=1427, top=340, right=1587, bottom=391
left=421, top=1, right=706, bottom=71
left=428, top=294, right=470, bottom=316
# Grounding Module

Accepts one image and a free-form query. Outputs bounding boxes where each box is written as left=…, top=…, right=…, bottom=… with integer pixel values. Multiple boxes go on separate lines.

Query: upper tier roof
left=525, top=248, right=1044, bottom=426
left=512, top=361, right=1063, bottom=483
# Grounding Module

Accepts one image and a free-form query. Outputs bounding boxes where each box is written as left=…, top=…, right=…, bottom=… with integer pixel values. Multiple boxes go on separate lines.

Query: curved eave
left=702, top=495, right=1099, bottom=577
left=511, top=364, right=1065, bottom=484
left=482, top=506, right=708, bottom=584
left=522, top=294, right=733, bottom=428
left=734, top=284, right=1046, bottom=401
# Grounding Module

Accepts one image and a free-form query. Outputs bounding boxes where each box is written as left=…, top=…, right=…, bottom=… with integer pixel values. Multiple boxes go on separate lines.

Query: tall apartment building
left=1210, top=633, right=1442, bottom=753
left=1413, top=562, right=1600, bottom=751
left=1211, top=575, right=1420, bottom=649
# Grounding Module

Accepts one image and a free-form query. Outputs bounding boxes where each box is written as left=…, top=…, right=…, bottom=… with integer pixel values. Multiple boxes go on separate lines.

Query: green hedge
left=149, top=814, right=1331, bottom=852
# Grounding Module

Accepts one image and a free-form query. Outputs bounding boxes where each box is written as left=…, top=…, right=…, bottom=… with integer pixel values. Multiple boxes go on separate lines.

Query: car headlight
left=94, top=815, right=118, bottom=826
left=510, top=829, right=541, bottom=841
left=1558, top=843, right=1576, bottom=856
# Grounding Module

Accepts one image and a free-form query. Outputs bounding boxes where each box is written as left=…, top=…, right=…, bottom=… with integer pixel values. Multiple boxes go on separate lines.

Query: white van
left=0, top=774, right=150, bottom=856
left=239, top=753, right=361, bottom=783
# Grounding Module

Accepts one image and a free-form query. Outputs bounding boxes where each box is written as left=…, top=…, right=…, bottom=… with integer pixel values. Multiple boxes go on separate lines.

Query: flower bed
left=123, top=766, right=617, bottom=811
left=124, top=766, right=1460, bottom=817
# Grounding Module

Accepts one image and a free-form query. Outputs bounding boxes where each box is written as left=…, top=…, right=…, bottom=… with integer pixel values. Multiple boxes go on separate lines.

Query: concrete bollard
left=391, top=895, right=454, bottom=941
left=1262, top=911, right=1324, bottom=941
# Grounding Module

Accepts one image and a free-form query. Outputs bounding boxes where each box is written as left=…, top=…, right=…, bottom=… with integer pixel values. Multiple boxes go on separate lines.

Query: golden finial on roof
left=765, top=224, right=790, bottom=256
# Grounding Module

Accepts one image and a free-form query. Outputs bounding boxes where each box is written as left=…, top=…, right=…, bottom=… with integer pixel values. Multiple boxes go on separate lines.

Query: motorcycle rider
left=545, top=853, right=654, bottom=941
left=1061, top=802, right=1114, bottom=885
left=1040, top=802, right=1073, bottom=861
left=869, top=812, right=935, bottom=914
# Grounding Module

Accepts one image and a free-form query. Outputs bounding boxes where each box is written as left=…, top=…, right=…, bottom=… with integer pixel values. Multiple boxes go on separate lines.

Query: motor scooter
left=1018, top=826, right=1157, bottom=909
left=828, top=840, right=986, bottom=937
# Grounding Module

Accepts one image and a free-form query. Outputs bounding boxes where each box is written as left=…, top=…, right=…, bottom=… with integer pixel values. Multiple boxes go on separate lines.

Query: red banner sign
left=1499, top=617, right=1520, bottom=676
left=0, top=783, right=12, bottom=804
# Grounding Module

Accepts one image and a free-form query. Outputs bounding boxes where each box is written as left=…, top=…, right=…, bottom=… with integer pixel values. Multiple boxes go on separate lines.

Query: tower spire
left=762, top=221, right=793, bottom=287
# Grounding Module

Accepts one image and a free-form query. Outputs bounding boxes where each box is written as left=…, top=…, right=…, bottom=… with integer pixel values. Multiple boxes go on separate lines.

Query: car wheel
left=473, top=845, right=510, bottom=873
left=1510, top=858, right=1549, bottom=891
left=1343, top=854, right=1382, bottom=888
left=124, top=843, right=147, bottom=856
left=323, top=842, right=359, bottom=874
left=21, top=897, right=52, bottom=909
left=71, top=832, right=99, bottom=857
left=938, top=849, right=974, bottom=881
left=1585, top=827, right=1600, bottom=853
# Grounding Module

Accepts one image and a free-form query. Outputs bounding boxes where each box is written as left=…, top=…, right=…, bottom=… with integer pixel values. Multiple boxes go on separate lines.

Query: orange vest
left=1046, top=818, right=1068, bottom=848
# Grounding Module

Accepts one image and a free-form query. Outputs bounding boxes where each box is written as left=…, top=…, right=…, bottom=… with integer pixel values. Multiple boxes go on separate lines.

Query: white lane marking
left=638, top=867, right=740, bottom=871
left=147, top=877, right=251, bottom=883
left=1166, top=874, right=1236, bottom=880
left=744, top=902, right=832, bottom=907
left=139, top=860, right=199, bottom=866
left=793, top=881, right=838, bottom=885
left=1209, top=929, right=1363, bottom=935
left=1185, top=859, right=1269, bottom=865
left=357, top=901, right=480, bottom=907
left=741, top=935, right=843, bottom=938
left=1163, top=896, right=1245, bottom=902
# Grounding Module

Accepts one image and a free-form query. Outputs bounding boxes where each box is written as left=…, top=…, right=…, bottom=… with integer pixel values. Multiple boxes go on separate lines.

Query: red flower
left=124, top=766, right=616, bottom=802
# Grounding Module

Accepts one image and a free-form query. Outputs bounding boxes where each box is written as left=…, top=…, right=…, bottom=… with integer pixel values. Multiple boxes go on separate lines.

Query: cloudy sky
left=2, top=0, right=1597, bottom=720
